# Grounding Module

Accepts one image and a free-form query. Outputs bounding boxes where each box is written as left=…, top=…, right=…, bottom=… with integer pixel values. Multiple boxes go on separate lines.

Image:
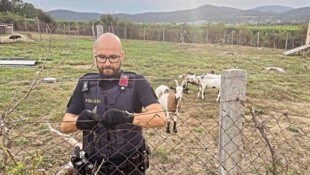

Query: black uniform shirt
left=66, top=73, right=159, bottom=115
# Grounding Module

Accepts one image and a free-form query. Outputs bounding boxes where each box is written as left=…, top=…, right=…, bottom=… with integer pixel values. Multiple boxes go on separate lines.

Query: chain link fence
left=1, top=71, right=309, bottom=175
left=1, top=100, right=309, bottom=174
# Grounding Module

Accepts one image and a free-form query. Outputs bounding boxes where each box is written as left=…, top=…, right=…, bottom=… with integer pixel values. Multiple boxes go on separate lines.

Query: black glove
left=101, top=109, right=134, bottom=128
left=76, top=110, right=98, bottom=130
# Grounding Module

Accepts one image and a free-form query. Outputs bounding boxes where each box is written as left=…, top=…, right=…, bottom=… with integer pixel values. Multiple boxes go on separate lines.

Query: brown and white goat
left=155, top=80, right=184, bottom=133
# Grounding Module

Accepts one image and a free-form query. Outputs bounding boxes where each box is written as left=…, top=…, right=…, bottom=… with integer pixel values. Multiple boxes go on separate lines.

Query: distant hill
left=281, top=7, right=310, bottom=20
left=47, top=10, right=101, bottom=21
left=47, top=4, right=310, bottom=23
left=123, top=5, right=269, bottom=23
left=250, top=5, right=294, bottom=14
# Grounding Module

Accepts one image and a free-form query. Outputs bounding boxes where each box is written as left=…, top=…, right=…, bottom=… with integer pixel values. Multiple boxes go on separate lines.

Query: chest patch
left=119, top=74, right=129, bottom=87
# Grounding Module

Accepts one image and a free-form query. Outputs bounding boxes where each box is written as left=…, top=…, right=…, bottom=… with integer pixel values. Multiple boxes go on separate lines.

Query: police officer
left=60, top=33, right=166, bottom=175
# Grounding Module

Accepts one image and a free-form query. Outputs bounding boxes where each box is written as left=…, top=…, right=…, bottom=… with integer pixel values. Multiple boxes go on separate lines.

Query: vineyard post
left=257, top=31, right=260, bottom=47
left=144, top=27, right=146, bottom=41
left=285, top=33, right=289, bottom=50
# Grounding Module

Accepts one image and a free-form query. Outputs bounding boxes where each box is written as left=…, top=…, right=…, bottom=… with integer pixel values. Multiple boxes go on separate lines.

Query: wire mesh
left=1, top=99, right=309, bottom=175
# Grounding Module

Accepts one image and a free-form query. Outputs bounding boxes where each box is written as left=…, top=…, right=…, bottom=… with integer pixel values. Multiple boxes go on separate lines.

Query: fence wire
left=1, top=98, right=309, bottom=175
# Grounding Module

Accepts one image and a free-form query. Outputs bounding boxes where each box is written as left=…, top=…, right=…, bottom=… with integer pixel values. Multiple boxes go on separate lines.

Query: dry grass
left=0, top=32, right=309, bottom=174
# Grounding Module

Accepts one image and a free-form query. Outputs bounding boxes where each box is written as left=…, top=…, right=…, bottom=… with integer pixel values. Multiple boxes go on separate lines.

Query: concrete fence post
left=96, top=25, right=104, bottom=38
left=218, top=69, right=247, bottom=175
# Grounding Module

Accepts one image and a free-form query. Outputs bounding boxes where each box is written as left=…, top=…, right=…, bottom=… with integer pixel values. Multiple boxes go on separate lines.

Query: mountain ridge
left=249, top=5, right=294, bottom=14
left=47, top=4, right=310, bottom=23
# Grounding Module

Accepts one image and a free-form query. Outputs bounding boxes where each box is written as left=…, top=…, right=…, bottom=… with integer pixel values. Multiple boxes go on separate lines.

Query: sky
left=23, top=0, right=310, bottom=14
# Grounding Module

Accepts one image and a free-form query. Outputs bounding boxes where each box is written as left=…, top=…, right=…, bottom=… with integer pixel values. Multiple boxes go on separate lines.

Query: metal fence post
left=218, top=69, right=247, bottom=175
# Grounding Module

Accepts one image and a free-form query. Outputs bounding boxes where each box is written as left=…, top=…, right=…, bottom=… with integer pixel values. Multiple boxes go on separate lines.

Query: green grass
left=1, top=33, right=309, bottom=115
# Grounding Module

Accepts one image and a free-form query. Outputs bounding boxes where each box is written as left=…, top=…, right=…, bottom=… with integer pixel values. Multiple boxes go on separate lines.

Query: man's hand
left=101, top=109, right=134, bottom=128
left=76, top=110, right=98, bottom=130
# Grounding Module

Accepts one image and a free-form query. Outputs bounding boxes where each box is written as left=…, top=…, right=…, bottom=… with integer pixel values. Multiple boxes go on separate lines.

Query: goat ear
left=174, top=79, right=179, bottom=87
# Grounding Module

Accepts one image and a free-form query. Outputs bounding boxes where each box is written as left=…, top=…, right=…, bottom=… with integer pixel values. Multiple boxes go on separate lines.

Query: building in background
left=0, top=24, right=14, bottom=34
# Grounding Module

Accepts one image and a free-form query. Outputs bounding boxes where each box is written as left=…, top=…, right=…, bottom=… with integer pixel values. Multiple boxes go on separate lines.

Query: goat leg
left=166, top=121, right=171, bottom=133
left=173, top=121, right=177, bottom=133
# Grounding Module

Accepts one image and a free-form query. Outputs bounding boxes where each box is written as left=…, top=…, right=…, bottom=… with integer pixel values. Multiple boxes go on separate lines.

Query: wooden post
left=158, top=29, right=160, bottom=41
left=180, top=32, right=184, bottom=43
left=219, top=69, right=247, bottom=175
left=123, top=27, right=127, bottom=39
left=143, top=27, right=146, bottom=41
left=306, top=20, right=310, bottom=45
left=68, top=22, right=71, bottom=38
left=110, top=22, right=114, bottom=33
left=63, top=23, right=66, bottom=35
left=46, top=24, right=51, bottom=33
left=257, top=31, right=260, bottom=47
left=24, top=21, right=27, bottom=31
left=162, top=28, right=165, bottom=42
left=92, top=21, right=95, bottom=38
left=231, top=31, right=234, bottom=45
left=285, top=33, right=289, bottom=50
left=206, top=29, right=209, bottom=44
left=37, top=17, right=41, bottom=41
left=77, top=23, right=80, bottom=36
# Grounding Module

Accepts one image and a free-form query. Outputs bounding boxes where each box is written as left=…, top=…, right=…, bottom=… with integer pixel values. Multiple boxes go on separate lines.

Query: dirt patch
left=0, top=32, right=34, bottom=43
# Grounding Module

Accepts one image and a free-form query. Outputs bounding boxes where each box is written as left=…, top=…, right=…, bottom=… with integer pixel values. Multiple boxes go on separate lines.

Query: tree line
left=0, top=0, right=53, bottom=25
left=0, top=0, right=308, bottom=49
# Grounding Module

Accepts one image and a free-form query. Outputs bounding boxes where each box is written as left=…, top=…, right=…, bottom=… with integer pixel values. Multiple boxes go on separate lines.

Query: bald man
left=61, top=33, right=165, bottom=175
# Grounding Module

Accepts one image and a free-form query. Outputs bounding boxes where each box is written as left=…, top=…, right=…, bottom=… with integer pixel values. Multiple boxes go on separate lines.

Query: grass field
left=0, top=32, right=309, bottom=174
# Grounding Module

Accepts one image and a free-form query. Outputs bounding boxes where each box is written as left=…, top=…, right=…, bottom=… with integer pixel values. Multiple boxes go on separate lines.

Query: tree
left=19, top=2, right=36, bottom=18
left=100, top=14, right=119, bottom=25
left=37, top=9, right=53, bottom=23
left=0, top=0, right=12, bottom=12
left=0, top=0, right=23, bottom=13
left=10, top=0, right=23, bottom=14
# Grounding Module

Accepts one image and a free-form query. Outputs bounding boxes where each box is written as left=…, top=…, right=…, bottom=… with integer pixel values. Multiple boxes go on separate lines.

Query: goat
left=46, top=122, right=81, bottom=175
left=179, top=72, right=200, bottom=94
left=197, top=73, right=221, bottom=102
left=155, top=85, right=170, bottom=98
left=155, top=80, right=184, bottom=133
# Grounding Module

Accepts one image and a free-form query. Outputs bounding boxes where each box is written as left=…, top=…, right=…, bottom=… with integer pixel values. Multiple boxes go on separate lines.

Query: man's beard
left=98, top=66, right=120, bottom=78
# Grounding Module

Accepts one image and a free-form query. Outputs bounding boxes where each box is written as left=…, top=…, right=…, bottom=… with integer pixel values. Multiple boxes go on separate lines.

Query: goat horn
left=174, top=79, right=179, bottom=86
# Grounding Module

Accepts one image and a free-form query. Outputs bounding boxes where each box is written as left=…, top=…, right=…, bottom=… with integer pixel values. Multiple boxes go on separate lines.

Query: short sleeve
left=66, top=80, right=85, bottom=115
left=134, top=74, right=159, bottom=108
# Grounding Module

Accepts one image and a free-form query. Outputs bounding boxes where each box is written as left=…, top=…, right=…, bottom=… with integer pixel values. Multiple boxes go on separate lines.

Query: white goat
left=179, top=72, right=200, bottom=94
left=197, top=73, right=221, bottom=102
left=155, top=80, right=184, bottom=133
left=46, top=122, right=81, bottom=175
